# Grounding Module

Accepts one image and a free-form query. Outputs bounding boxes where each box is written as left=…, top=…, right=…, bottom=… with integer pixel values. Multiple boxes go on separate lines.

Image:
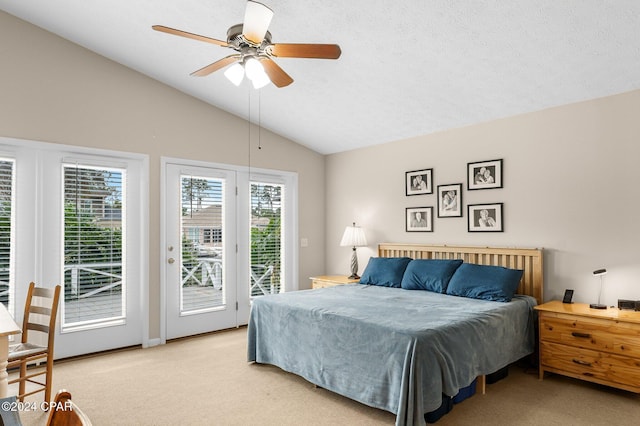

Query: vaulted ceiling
left=1, top=1, right=639, bottom=154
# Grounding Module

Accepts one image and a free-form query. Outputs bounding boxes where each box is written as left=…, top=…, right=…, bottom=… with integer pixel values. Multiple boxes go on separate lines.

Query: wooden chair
left=7, top=282, right=61, bottom=403
left=46, top=390, right=92, bottom=426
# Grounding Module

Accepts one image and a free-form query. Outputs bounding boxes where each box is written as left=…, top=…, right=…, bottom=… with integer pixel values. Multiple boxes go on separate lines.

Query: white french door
left=1, top=138, right=147, bottom=359
left=162, top=159, right=298, bottom=341
left=164, top=163, right=242, bottom=339
left=42, top=153, right=145, bottom=358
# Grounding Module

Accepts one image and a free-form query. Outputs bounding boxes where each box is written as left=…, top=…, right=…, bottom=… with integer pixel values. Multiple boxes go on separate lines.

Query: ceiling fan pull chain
left=258, top=90, right=262, bottom=150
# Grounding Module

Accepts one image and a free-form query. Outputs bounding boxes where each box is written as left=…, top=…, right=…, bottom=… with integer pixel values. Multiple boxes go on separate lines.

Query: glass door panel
left=62, top=164, right=125, bottom=328
left=180, top=175, right=225, bottom=313
left=250, top=181, right=284, bottom=298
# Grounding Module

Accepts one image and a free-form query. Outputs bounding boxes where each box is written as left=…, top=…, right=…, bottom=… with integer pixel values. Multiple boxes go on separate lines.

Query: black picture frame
left=562, top=289, right=574, bottom=304
left=406, top=207, right=433, bottom=232
left=437, top=183, right=463, bottom=218
left=467, top=159, right=503, bottom=190
left=405, top=169, right=433, bottom=196
left=467, top=203, right=503, bottom=232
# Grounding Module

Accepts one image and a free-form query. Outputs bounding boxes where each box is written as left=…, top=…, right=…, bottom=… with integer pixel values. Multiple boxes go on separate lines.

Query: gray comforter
left=247, top=284, right=536, bottom=426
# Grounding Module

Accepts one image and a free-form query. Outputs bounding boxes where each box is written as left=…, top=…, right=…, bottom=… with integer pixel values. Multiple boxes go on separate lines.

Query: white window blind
left=180, top=175, right=225, bottom=312
left=0, top=159, right=14, bottom=310
left=63, top=164, right=126, bottom=328
left=250, top=181, right=284, bottom=297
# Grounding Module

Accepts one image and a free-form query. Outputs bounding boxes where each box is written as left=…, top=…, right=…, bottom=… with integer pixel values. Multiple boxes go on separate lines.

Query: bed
left=248, top=243, right=543, bottom=426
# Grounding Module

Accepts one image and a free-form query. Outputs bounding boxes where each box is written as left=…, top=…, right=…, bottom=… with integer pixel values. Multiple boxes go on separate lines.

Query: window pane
left=180, top=175, right=225, bottom=313
left=63, top=164, right=125, bottom=327
left=0, top=159, right=14, bottom=310
left=250, top=182, right=283, bottom=297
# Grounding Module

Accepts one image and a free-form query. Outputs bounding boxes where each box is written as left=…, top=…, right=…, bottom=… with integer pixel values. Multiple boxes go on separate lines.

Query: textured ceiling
left=1, top=1, right=639, bottom=154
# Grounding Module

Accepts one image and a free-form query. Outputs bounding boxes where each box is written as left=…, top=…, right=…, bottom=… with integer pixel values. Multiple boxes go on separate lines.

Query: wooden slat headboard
left=378, top=243, right=544, bottom=304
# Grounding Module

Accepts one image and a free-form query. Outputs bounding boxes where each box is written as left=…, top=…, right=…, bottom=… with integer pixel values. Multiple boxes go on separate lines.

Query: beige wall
left=327, top=90, right=640, bottom=306
left=0, top=12, right=326, bottom=340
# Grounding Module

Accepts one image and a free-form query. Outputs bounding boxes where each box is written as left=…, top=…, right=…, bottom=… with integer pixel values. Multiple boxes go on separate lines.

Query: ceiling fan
left=152, top=0, right=342, bottom=89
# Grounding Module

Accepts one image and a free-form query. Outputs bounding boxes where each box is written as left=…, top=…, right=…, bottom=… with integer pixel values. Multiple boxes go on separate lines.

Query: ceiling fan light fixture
left=224, top=63, right=245, bottom=86
left=244, top=57, right=270, bottom=88
left=244, top=57, right=263, bottom=79
left=250, top=68, right=271, bottom=89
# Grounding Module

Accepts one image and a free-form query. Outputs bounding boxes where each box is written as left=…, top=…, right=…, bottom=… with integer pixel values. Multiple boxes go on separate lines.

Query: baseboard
left=143, top=338, right=163, bottom=348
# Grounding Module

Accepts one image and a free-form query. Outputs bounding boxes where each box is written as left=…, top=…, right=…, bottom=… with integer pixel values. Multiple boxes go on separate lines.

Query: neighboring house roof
left=182, top=205, right=222, bottom=228
left=182, top=205, right=270, bottom=229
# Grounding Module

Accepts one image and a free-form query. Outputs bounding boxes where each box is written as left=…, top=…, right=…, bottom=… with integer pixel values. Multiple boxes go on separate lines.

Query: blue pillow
left=446, top=263, right=523, bottom=302
left=400, top=259, right=463, bottom=293
left=359, top=257, right=412, bottom=288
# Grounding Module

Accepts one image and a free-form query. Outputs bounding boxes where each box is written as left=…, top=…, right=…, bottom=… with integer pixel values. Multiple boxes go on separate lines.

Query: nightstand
left=310, top=275, right=360, bottom=289
left=535, top=300, right=640, bottom=393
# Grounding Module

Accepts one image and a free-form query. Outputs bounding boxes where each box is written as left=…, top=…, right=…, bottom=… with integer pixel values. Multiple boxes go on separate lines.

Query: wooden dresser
left=310, top=275, right=359, bottom=289
left=535, top=300, right=640, bottom=393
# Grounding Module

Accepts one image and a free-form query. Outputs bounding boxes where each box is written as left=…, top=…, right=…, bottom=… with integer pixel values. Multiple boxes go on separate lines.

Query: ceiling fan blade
left=191, top=55, right=241, bottom=77
left=269, top=43, right=342, bottom=59
left=152, top=25, right=229, bottom=47
left=242, top=1, right=274, bottom=44
left=259, top=58, right=294, bottom=88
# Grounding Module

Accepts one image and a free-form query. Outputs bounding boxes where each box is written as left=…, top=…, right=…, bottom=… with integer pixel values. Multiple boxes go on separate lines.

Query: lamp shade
left=224, top=63, right=245, bottom=86
left=250, top=66, right=271, bottom=89
left=340, top=223, right=367, bottom=247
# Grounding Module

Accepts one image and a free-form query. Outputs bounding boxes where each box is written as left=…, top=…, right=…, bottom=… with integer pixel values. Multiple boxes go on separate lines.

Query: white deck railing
left=65, top=262, right=122, bottom=298
left=182, top=258, right=223, bottom=289
left=60, top=258, right=277, bottom=298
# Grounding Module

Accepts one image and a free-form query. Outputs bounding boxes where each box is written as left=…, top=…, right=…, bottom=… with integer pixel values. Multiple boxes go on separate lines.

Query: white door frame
left=159, top=157, right=298, bottom=343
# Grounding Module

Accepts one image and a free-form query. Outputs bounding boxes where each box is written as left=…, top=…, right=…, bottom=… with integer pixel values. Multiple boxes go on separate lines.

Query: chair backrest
left=21, top=282, right=61, bottom=349
left=46, top=390, right=92, bottom=426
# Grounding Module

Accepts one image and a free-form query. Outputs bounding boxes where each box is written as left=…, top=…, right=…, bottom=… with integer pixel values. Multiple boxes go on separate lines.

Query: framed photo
left=468, top=203, right=503, bottom=232
left=406, top=207, right=433, bottom=232
left=437, top=183, right=463, bottom=217
left=467, top=159, right=502, bottom=190
left=405, top=169, right=433, bottom=195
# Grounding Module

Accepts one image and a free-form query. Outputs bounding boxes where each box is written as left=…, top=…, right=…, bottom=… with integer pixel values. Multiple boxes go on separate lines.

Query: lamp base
left=589, top=303, right=607, bottom=309
left=348, top=274, right=360, bottom=280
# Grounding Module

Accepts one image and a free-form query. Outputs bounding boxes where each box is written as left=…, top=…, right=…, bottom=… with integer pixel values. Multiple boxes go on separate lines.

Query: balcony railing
left=63, top=262, right=124, bottom=324
left=182, top=258, right=223, bottom=289
left=2, top=258, right=278, bottom=319
left=65, top=262, right=122, bottom=298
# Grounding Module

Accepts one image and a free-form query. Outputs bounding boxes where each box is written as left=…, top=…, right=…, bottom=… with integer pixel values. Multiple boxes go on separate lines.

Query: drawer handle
left=572, top=359, right=592, bottom=367
left=571, top=332, right=591, bottom=339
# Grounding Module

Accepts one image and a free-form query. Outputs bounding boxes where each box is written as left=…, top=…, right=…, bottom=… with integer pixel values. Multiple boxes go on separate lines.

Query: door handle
left=168, top=258, right=175, bottom=264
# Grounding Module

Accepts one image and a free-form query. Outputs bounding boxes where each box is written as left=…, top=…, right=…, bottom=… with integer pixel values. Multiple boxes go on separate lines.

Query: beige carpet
left=16, top=327, right=640, bottom=425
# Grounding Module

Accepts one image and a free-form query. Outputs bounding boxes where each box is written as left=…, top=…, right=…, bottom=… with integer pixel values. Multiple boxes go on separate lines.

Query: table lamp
left=340, top=222, right=367, bottom=279
left=590, top=268, right=607, bottom=309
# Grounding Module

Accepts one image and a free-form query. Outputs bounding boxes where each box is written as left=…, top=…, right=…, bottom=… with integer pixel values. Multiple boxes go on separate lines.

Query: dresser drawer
left=539, top=313, right=640, bottom=358
left=540, top=340, right=640, bottom=390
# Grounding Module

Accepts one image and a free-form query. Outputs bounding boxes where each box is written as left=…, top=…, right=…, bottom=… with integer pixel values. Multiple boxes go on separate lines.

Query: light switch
left=300, top=238, right=309, bottom=248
